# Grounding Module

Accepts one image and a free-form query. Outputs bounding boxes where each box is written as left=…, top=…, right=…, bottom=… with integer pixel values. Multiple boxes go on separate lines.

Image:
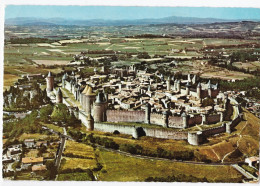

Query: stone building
left=46, top=71, right=54, bottom=92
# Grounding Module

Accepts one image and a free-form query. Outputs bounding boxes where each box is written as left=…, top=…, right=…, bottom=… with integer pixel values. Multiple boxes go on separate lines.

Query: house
left=7, top=147, right=21, bottom=157
left=36, top=141, right=48, bottom=148
left=24, top=139, right=35, bottom=148
left=245, top=156, right=259, bottom=167
left=32, top=165, right=47, bottom=172
left=2, top=157, right=14, bottom=164
left=21, top=157, right=44, bottom=169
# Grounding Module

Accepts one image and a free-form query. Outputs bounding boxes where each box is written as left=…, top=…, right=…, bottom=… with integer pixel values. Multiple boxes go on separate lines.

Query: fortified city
left=2, top=5, right=260, bottom=183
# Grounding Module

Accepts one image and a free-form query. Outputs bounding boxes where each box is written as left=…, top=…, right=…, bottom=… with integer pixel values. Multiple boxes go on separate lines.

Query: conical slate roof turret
left=62, top=73, right=67, bottom=80
left=82, top=85, right=89, bottom=94
left=57, top=88, right=62, bottom=95
left=86, top=86, right=95, bottom=96
left=95, top=92, right=106, bottom=103
left=47, top=71, right=52, bottom=77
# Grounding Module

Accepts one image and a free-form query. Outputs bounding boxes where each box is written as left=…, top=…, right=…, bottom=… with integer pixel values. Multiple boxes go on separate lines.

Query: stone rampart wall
left=150, top=113, right=165, bottom=126
left=188, top=115, right=202, bottom=126
left=145, top=128, right=188, bottom=140
left=201, top=124, right=226, bottom=137
left=207, top=114, right=221, bottom=124
left=168, top=115, right=184, bottom=128
left=106, top=110, right=145, bottom=123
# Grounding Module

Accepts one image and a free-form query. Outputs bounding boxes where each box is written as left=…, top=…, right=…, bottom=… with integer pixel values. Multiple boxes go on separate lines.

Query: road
left=95, top=144, right=240, bottom=166
left=232, top=164, right=258, bottom=180
left=55, top=136, right=66, bottom=169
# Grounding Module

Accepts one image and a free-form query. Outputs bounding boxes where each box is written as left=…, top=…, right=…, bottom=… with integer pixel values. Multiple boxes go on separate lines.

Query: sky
left=4, top=5, right=260, bottom=20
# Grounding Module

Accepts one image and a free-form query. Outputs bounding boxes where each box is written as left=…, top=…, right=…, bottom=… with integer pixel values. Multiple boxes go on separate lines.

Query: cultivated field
left=59, top=157, right=97, bottom=171
left=63, top=141, right=95, bottom=159
left=33, top=60, right=69, bottom=66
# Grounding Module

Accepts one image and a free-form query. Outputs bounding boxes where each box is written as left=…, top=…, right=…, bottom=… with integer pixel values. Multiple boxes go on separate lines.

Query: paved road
left=232, top=164, right=258, bottom=180
left=55, top=136, right=66, bottom=169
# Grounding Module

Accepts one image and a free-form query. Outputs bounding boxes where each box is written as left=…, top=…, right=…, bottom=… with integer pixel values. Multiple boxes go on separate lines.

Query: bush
left=119, top=144, right=143, bottom=154
left=145, top=174, right=208, bottom=182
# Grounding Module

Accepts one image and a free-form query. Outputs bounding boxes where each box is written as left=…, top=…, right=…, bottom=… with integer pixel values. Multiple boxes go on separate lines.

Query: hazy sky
left=5, top=5, right=260, bottom=20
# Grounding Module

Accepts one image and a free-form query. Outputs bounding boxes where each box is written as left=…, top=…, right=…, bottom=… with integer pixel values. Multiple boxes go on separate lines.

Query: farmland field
left=33, top=59, right=69, bottom=66
left=59, top=157, right=97, bottom=171
left=63, top=141, right=95, bottom=159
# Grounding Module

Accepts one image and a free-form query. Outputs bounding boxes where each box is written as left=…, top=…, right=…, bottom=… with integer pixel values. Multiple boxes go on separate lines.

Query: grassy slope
left=197, top=109, right=260, bottom=162
left=96, top=148, right=243, bottom=182
left=63, top=141, right=95, bottom=159
left=81, top=109, right=259, bottom=163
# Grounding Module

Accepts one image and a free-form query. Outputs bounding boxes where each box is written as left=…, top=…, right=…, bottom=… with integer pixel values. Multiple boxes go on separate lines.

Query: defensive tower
left=46, top=71, right=54, bottom=92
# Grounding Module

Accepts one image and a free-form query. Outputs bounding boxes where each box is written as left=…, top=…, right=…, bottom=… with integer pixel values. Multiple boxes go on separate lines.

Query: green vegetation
left=230, top=51, right=258, bottom=62
left=63, top=141, right=95, bottom=159
left=57, top=171, right=94, bottom=181
left=39, top=104, right=54, bottom=122
left=95, top=149, right=243, bottom=182
left=3, top=110, right=41, bottom=139
left=59, top=157, right=97, bottom=172
left=50, top=103, right=80, bottom=127
left=8, top=37, right=55, bottom=44
left=41, top=123, right=64, bottom=134
left=241, top=164, right=257, bottom=176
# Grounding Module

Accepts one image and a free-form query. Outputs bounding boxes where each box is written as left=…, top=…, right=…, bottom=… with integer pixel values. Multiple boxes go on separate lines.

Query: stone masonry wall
left=150, top=113, right=165, bottom=126
left=145, top=128, right=188, bottom=140
left=106, top=110, right=145, bottom=123
left=94, top=122, right=188, bottom=140
left=201, top=124, right=226, bottom=137
left=94, top=123, right=135, bottom=135
left=168, top=115, right=184, bottom=128
left=207, top=114, right=221, bottom=124
left=188, top=115, right=202, bottom=126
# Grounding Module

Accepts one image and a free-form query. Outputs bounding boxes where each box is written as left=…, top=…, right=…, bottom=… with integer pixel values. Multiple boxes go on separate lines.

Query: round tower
left=181, top=112, right=188, bottom=128
left=86, top=114, right=94, bottom=131
left=166, top=76, right=171, bottom=91
left=62, top=73, right=67, bottom=88
left=145, top=103, right=151, bottom=124
left=188, top=131, right=202, bottom=145
left=177, top=80, right=181, bottom=93
left=46, top=71, right=54, bottom=92
left=162, top=111, right=169, bottom=128
left=81, top=85, right=89, bottom=111
left=185, top=82, right=191, bottom=96
left=208, top=84, right=212, bottom=98
left=56, top=88, right=63, bottom=103
left=85, top=86, right=96, bottom=115
left=93, top=92, right=107, bottom=122
left=197, top=82, right=201, bottom=99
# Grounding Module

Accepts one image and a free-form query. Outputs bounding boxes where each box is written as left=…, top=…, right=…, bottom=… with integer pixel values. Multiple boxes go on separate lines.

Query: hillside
left=197, top=109, right=260, bottom=162
left=4, top=16, right=250, bottom=26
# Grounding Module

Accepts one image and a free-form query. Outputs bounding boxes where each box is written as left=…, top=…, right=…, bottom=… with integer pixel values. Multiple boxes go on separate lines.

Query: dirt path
left=221, top=114, right=248, bottom=163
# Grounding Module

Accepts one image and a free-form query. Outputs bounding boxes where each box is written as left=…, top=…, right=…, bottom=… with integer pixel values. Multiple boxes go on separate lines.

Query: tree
left=38, top=145, right=47, bottom=156
left=50, top=103, right=69, bottom=123
left=40, top=104, right=53, bottom=122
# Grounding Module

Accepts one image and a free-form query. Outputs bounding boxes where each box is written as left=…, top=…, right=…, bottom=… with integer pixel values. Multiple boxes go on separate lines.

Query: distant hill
left=5, top=16, right=259, bottom=26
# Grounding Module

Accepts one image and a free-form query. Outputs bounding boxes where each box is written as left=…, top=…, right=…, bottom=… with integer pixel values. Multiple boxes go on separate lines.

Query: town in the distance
left=2, top=10, right=260, bottom=183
